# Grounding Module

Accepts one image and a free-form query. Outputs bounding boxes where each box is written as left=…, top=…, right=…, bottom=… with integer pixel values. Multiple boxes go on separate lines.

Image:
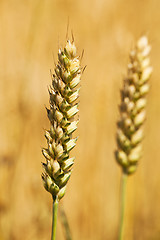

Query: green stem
left=118, top=172, right=128, bottom=240
left=51, top=199, right=59, bottom=240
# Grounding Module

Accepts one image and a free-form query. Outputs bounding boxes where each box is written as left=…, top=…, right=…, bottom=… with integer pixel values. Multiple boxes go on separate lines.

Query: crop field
left=0, top=0, right=160, bottom=239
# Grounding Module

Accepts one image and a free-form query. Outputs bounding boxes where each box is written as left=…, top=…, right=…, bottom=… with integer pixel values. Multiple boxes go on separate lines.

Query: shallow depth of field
left=0, top=0, right=160, bottom=239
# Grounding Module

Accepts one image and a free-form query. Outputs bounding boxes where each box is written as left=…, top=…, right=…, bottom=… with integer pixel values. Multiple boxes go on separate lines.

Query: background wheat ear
left=116, top=36, right=152, bottom=174
left=115, top=36, right=152, bottom=240
left=42, top=38, right=81, bottom=240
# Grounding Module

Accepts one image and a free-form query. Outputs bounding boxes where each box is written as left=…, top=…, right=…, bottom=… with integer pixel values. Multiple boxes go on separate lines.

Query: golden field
left=0, top=0, right=160, bottom=239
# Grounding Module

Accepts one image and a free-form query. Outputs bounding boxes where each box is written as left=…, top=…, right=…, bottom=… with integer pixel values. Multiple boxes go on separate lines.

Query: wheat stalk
left=115, top=36, right=152, bottom=240
left=42, top=38, right=81, bottom=240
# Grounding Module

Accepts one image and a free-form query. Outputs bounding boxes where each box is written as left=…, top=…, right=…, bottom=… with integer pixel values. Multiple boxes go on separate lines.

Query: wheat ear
left=42, top=39, right=81, bottom=240
left=115, top=36, right=152, bottom=240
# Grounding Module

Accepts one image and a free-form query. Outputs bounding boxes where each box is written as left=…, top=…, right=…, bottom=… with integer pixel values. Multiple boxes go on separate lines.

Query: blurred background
left=0, top=0, right=160, bottom=239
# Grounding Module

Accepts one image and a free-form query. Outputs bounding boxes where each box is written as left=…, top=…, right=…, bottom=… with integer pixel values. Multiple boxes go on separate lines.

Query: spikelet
left=42, top=39, right=81, bottom=201
left=115, top=36, right=152, bottom=174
